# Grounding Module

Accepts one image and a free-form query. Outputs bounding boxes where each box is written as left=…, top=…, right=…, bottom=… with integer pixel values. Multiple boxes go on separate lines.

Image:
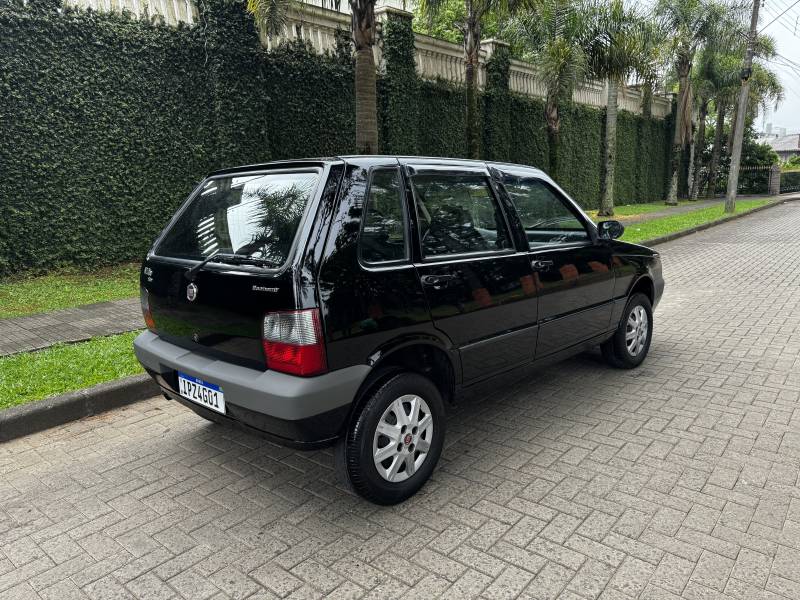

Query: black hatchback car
left=134, top=156, right=663, bottom=504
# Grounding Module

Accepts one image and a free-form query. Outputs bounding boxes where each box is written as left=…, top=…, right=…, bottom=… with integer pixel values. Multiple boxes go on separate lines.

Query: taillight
left=140, top=287, right=156, bottom=332
left=262, top=309, right=327, bottom=376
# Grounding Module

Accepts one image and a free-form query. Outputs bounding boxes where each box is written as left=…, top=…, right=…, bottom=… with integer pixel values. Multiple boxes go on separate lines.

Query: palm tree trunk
left=641, top=81, right=653, bottom=119
left=706, top=101, right=726, bottom=197
left=666, top=62, right=692, bottom=205
left=351, top=0, right=378, bottom=154
left=599, top=79, right=619, bottom=217
left=689, top=99, right=708, bottom=200
left=686, top=125, right=696, bottom=198
left=463, top=14, right=481, bottom=159
left=545, top=95, right=559, bottom=177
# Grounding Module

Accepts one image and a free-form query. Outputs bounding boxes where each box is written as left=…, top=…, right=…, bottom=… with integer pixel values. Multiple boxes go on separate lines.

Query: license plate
left=177, top=372, right=225, bottom=414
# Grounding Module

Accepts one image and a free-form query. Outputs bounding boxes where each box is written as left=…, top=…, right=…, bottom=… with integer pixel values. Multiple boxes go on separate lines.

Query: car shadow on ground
left=180, top=343, right=659, bottom=514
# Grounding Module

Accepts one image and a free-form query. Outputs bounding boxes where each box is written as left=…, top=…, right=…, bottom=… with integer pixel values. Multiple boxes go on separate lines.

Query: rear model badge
left=186, top=283, right=198, bottom=302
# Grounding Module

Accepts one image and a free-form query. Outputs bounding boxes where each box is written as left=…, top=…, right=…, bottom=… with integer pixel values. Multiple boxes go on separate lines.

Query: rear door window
left=410, top=174, right=512, bottom=257
left=156, top=170, right=319, bottom=267
left=359, top=168, right=408, bottom=263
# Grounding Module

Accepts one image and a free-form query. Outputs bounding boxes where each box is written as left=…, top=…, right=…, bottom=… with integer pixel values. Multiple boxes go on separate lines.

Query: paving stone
left=4, top=204, right=800, bottom=598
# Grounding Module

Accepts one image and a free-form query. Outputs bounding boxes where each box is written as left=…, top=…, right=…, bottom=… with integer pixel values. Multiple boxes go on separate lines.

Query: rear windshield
left=156, top=170, right=319, bottom=266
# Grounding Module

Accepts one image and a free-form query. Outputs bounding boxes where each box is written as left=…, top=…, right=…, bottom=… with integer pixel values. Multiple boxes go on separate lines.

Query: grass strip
left=619, top=199, right=771, bottom=244
left=0, top=331, right=143, bottom=410
left=0, top=263, right=140, bottom=319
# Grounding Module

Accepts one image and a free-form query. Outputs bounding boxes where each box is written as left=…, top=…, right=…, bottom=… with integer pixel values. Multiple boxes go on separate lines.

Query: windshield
left=156, top=170, right=319, bottom=266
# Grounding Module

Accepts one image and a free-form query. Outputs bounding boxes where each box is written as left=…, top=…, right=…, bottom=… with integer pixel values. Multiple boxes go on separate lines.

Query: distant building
left=757, top=133, right=800, bottom=162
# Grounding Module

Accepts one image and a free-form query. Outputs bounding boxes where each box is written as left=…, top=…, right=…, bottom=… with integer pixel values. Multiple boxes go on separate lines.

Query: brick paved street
left=2, top=202, right=800, bottom=599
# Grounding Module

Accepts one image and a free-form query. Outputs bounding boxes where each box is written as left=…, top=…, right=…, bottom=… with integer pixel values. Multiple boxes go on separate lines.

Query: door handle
left=421, top=274, right=456, bottom=289
left=531, top=259, right=554, bottom=271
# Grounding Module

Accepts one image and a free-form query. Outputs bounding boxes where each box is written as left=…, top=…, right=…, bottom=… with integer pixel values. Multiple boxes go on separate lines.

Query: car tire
left=340, top=372, right=445, bottom=505
left=602, top=292, right=653, bottom=369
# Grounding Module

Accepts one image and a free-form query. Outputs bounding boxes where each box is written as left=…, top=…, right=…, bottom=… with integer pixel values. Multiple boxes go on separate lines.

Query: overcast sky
left=755, top=0, right=800, bottom=133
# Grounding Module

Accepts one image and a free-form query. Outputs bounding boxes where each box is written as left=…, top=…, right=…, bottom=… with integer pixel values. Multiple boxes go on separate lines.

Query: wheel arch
left=340, top=336, right=459, bottom=436
left=627, top=274, right=655, bottom=305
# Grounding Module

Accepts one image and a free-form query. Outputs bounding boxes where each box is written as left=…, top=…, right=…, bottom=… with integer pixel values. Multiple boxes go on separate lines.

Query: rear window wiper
left=184, top=252, right=276, bottom=281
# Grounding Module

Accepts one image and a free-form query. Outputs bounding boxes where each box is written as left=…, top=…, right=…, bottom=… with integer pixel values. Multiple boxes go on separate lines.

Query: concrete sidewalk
left=0, top=298, right=142, bottom=357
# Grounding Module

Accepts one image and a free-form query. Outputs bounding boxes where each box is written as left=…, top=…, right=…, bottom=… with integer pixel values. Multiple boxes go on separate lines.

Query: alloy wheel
left=625, top=305, right=649, bottom=356
left=372, top=394, right=434, bottom=483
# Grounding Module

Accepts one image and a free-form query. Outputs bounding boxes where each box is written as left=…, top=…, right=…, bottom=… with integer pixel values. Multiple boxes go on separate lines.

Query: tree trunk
left=641, top=81, right=653, bottom=119
left=463, top=13, right=481, bottom=159
left=545, top=94, right=560, bottom=177
left=666, top=61, right=692, bottom=205
left=706, top=101, right=726, bottom=197
left=689, top=99, right=708, bottom=200
left=351, top=0, right=378, bottom=154
left=599, top=79, right=619, bottom=217
left=686, top=124, right=695, bottom=197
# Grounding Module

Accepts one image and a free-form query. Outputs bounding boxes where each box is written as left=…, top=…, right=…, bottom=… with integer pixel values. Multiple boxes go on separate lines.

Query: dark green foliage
left=1, top=3, right=220, bottom=275
left=556, top=104, right=605, bottom=207
left=780, top=171, right=800, bottom=193
left=418, top=80, right=468, bottom=158
left=507, top=96, right=549, bottom=170
left=381, top=14, right=419, bottom=154
left=262, top=41, right=355, bottom=159
left=482, top=47, right=511, bottom=161
left=615, top=111, right=672, bottom=204
left=0, top=0, right=673, bottom=275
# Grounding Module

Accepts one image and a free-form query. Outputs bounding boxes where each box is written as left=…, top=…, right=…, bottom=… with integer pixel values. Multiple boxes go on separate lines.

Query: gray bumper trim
left=133, top=331, right=370, bottom=421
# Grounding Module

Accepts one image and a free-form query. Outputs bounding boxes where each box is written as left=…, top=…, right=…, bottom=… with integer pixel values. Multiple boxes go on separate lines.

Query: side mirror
left=598, top=220, right=624, bottom=240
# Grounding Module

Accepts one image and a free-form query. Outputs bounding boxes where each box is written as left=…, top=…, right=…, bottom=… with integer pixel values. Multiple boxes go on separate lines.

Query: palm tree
left=688, top=41, right=721, bottom=199
left=704, top=35, right=781, bottom=197
left=588, top=0, right=649, bottom=216
left=247, top=0, right=379, bottom=154
left=635, top=20, right=669, bottom=119
left=655, top=0, right=732, bottom=205
left=509, top=0, right=592, bottom=176
left=418, top=0, right=515, bottom=158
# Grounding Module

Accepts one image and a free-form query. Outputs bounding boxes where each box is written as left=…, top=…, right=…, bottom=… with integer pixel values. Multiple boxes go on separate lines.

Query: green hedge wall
left=0, top=1, right=672, bottom=276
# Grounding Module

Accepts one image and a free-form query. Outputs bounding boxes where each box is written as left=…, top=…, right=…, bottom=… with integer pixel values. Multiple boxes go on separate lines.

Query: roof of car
left=208, top=156, right=547, bottom=178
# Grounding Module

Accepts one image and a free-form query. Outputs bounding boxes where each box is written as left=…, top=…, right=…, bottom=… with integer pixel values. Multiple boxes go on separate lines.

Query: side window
left=411, top=174, right=512, bottom=257
left=502, top=177, right=590, bottom=249
left=359, top=168, right=408, bottom=263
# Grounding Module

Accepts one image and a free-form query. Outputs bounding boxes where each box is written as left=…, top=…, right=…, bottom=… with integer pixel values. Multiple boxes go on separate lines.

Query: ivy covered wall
left=0, top=2, right=672, bottom=276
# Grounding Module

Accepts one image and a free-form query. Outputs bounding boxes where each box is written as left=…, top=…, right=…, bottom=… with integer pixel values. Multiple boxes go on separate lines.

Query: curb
left=0, top=374, right=159, bottom=442
left=642, top=195, right=799, bottom=247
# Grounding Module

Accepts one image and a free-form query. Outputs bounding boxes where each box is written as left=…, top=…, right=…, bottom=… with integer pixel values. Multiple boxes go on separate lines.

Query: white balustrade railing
left=60, top=0, right=673, bottom=119
left=65, top=0, right=197, bottom=26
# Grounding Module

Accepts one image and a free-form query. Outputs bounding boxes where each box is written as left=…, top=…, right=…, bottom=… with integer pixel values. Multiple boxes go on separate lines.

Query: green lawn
left=0, top=331, right=143, bottom=410
left=0, top=263, right=140, bottom=319
left=619, top=199, right=771, bottom=244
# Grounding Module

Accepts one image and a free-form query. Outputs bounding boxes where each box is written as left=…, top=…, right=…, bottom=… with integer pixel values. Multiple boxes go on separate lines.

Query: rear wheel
left=339, top=372, right=445, bottom=504
left=602, top=293, right=653, bottom=369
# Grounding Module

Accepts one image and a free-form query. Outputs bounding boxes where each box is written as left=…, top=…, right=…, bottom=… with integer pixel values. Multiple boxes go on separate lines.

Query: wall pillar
left=482, top=39, right=510, bottom=161
left=377, top=7, right=419, bottom=155
left=769, top=164, right=781, bottom=195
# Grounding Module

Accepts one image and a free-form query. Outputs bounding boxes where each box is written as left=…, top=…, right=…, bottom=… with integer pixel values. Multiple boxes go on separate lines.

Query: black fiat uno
left=135, top=156, right=663, bottom=504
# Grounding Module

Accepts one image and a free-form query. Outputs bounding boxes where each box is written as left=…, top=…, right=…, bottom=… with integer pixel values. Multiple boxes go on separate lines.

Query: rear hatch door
left=142, top=165, right=326, bottom=369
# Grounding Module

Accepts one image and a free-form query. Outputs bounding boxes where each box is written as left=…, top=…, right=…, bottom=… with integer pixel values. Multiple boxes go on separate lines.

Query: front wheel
left=340, top=372, right=445, bottom=505
left=602, top=292, right=653, bottom=369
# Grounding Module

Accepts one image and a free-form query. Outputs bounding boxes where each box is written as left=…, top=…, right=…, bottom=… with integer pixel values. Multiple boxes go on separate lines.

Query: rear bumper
left=133, top=331, right=370, bottom=448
